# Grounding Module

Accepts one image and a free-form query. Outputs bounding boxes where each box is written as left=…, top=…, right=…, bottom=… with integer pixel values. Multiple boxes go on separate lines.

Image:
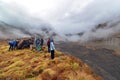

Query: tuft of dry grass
left=0, top=42, right=103, bottom=80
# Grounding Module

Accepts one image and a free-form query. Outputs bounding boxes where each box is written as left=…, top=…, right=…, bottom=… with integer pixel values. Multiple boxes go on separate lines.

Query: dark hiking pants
left=9, top=45, right=14, bottom=51
left=48, top=45, right=50, bottom=52
left=51, top=50, right=54, bottom=59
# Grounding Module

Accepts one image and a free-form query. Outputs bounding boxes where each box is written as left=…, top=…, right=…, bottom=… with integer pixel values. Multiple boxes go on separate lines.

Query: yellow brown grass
left=0, top=42, right=103, bottom=80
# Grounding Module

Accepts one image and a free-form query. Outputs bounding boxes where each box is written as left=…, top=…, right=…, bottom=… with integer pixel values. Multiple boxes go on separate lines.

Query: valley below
left=56, top=41, right=120, bottom=80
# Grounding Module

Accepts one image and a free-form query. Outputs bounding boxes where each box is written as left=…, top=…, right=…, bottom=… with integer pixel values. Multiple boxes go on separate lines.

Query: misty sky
left=0, top=0, right=120, bottom=40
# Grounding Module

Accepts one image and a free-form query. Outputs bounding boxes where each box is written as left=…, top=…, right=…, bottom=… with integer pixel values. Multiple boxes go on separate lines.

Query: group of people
left=8, top=37, right=55, bottom=59
left=9, top=38, right=35, bottom=50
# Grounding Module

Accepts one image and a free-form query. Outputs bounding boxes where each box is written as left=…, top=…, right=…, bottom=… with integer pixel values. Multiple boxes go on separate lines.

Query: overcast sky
left=0, top=0, right=120, bottom=40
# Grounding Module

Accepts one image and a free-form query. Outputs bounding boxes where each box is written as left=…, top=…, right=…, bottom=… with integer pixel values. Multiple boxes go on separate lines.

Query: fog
left=0, top=0, right=120, bottom=41
left=0, top=1, right=55, bottom=39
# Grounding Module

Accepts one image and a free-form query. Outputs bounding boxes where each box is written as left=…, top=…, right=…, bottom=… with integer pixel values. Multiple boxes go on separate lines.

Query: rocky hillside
left=82, top=33, right=120, bottom=55
left=0, top=41, right=102, bottom=80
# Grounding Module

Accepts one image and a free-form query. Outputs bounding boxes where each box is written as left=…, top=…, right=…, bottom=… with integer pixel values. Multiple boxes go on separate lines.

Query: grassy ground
left=0, top=42, right=102, bottom=80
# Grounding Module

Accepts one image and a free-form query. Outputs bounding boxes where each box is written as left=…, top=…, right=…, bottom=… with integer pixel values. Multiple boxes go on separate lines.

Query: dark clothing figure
left=17, top=39, right=31, bottom=49
left=22, top=40, right=30, bottom=48
left=17, top=40, right=24, bottom=49
left=41, top=38, right=44, bottom=47
left=47, top=38, right=50, bottom=52
left=29, top=39, right=34, bottom=45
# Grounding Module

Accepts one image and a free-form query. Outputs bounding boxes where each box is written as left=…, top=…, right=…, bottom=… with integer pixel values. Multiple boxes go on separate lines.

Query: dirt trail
left=56, top=42, right=120, bottom=80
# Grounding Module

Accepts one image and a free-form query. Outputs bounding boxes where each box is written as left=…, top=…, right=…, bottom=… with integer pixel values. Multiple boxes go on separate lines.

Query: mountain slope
left=56, top=42, right=120, bottom=80
left=0, top=41, right=102, bottom=80
left=64, top=18, right=120, bottom=42
left=0, top=20, right=56, bottom=39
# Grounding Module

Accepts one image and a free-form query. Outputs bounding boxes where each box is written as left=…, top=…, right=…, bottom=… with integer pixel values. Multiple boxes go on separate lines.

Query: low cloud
left=0, top=1, right=54, bottom=39
left=0, top=0, right=120, bottom=41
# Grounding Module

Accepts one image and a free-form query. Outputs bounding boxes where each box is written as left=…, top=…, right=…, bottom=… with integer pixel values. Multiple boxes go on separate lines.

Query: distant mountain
left=64, top=18, right=120, bottom=42
left=0, top=20, right=57, bottom=39
left=0, top=17, right=120, bottom=42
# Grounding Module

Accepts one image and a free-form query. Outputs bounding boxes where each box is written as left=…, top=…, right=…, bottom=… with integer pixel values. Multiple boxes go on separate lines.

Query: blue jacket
left=9, top=40, right=17, bottom=47
left=50, top=42, right=55, bottom=51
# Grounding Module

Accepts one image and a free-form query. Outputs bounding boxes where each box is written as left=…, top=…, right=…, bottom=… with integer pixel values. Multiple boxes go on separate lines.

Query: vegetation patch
left=0, top=42, right=103, bottom=80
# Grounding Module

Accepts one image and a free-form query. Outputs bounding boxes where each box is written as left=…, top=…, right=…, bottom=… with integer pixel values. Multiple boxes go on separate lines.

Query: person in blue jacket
left=9, top=40, right=17, bottom=51
left=50, top=37, right=55, bottom=59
